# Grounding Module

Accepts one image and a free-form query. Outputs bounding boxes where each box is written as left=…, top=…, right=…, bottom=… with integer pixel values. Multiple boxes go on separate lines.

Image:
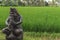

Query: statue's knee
left=2, top=27, right=11, bottom=35
left=13, top=28, right=23, bottom=36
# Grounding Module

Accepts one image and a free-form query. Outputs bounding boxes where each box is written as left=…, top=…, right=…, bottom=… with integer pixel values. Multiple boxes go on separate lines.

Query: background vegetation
left=0, top=0, right=59, bottom=7
left=0, top=7, right=60, bottom=33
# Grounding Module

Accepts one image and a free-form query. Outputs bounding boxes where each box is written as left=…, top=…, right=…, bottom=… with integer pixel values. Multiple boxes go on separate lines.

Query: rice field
left=0, top=7, right=60, bottom=32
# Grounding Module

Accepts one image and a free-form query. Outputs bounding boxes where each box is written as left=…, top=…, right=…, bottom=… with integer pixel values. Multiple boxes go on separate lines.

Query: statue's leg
left=2, top=27, right=11, bottom=36
left=17, top=28, right=23, bottom=40
left=17, top=33, right=23, bottom=40
left=2, top=27, right=9, bottom=34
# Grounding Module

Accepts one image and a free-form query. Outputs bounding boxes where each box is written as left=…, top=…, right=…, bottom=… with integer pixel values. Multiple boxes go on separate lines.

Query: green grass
left=0, top=7, right=60, bottom=32
left=0, top=30, right=60, bottom=40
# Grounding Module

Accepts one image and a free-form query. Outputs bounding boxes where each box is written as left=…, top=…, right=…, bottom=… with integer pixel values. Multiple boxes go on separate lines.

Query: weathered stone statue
left=2, top=8, right=23, bottom=40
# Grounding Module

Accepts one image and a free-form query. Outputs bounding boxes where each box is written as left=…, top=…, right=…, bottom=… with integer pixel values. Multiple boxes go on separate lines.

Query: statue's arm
left=16, top=16, right=23, bottom=24
left=5, top=16, right=23, bottom=25
left=5, top=17, right=10, bottom=25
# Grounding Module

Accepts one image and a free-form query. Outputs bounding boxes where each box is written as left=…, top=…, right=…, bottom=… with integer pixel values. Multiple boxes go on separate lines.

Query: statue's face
left=2, top=28, right=23, bottom=40
left=10, top=8, right=18, bottom=17
left=10, top=8, right=16, bottom=12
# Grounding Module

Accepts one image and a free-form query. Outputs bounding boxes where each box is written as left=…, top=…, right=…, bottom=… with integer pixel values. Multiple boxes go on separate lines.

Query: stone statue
left=2, top=8, right=23, bottom=40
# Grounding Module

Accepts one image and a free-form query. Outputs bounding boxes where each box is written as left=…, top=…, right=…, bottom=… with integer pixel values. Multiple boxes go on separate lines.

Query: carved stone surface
left=2, top=8, right=23, bottom=40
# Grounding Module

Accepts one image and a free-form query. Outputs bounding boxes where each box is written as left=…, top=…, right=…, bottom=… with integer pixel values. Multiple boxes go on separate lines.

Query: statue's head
left=10, top=8, right=19, bottom=17
left=10, top=8, right=20, bottom=22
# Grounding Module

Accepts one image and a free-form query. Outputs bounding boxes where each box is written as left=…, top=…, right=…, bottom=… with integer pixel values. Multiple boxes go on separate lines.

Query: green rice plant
left=0, top=7, right=60, bottom=32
